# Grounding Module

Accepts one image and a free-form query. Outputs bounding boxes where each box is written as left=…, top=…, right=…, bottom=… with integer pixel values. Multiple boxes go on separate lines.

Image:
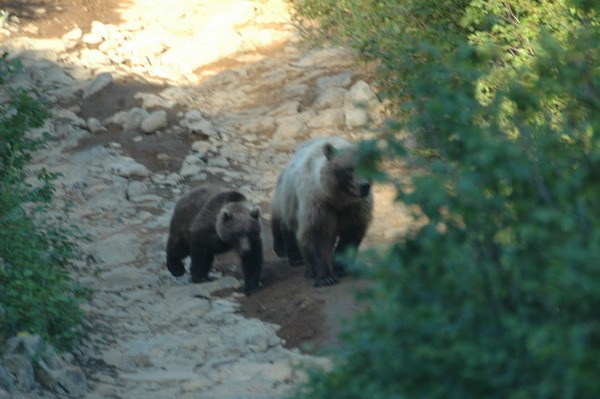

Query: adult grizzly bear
left=271, top=136, right=373, bottom=286
left=166, top=184, right=263, bottom=296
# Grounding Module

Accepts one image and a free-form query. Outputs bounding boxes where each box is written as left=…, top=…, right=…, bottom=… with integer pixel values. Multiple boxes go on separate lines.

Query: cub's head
left=322, top=141, right=371, bottom=202
left=216, top=201, right=262, bottom=257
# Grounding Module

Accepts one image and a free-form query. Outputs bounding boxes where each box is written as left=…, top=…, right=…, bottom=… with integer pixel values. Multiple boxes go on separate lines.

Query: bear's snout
left=359, top=181, right=371, bottom=197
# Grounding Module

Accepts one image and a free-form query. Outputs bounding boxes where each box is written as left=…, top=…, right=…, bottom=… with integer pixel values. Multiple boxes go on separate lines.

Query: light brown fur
left=271, top=137, right=373, bottom=286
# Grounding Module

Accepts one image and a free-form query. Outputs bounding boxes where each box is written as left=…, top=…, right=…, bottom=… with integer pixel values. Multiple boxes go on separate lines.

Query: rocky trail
left=0, top=0, right=410, bottom=397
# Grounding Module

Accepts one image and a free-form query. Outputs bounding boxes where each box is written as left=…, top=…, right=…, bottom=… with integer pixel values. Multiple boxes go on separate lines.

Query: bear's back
left=280, top=136, right=353, bottom=197
left=170, top=185, right=246, bottom=237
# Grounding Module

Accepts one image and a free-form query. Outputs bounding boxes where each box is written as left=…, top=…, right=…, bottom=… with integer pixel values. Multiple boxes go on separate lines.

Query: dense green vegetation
left=0, top=54, right=83, bottom=349
left=291, top=0, right=600, bottom=397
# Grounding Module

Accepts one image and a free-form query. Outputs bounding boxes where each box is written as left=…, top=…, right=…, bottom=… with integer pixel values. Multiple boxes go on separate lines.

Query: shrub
left=292, top=0, right=600, bottom=398
left=0, top=54, right=84, bottom=350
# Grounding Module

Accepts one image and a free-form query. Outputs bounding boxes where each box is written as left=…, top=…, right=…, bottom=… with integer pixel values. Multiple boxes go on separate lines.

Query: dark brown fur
left=166, top=184, right=263, bottom=295
left=271, top=137, right=373, bottom=287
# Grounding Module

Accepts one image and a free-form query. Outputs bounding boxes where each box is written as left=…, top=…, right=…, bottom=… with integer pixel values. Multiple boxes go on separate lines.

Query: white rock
left=87, top=117, right=106, bottom=133
left=239, top=116, right=275, bottom=134
left=123, top=108, right=150, bottom=131
left=191, top=141, right=212, bottom=154
left=141, top=110, right=168, bottom=133
left=347, top=80, right=378, bottom=105
left=108, top=159, right=151, bottom=178
left=313, top=87, right=347, bottom=109
left=82, top=32, right=103, bottom=45
left=291, top=47, right=355, bottom=68
left=79, top=48, right=110, bottom=65
left=274, top=116, right=307, bottom=140
left=284, top=83, right=309, bottom=98
left=82, top=72, right=113, bottom=99
left=187, top=119, right=218, bottom=138
left=134, top=92, right=174, bottom=109
left=307, top=108, right=345, bottom=128
left=269, top=101, right=301, bottom=117
left=62, top=27, right=83, bottom=42
left=208, top=156, right=230, bottom=168
left=344, top=105, right=370, bottom=129
left=316, top=71, right=354, bottom=89
left=179, top=162, right=204, bottom=178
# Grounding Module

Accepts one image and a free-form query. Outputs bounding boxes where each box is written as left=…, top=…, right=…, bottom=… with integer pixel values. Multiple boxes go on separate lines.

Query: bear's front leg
left=189, top=246, right=215, bottom=283
left=166, top=236, right=189, bottom=277
left=241, top=238, right=263, bottom=296
left=300, top=227, right=338, bottom=287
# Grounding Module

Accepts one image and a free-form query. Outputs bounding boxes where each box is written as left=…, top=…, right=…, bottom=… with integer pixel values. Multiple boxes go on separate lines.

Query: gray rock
left=4, top=335, right=43, bottom=358
left=190, top=119, right=219, bottom=139
left=313, top=87, right=347, bottom=109
left=126, top=181, right=151, bottom=202
left=35, top=361, right=88, bottom=396
left=123, top=108, right=150, bottom=131
left=87, top=117, right=106, bottom=133
left=82, top=72, right=113, bottom=99
left=347, top=80, right=378, bottom=105
left=239, top=116, right=275, bottom=135
left=140, top=110, right=168, bottom=133
left=0, top=364, right=16, bottom=394
left=179, top=162, right=205, bottom=178
left=291, top=47, right=355, bottom=68
left=134, top=92, right=174, bottom=109
left=274, top=116, right=307, bottom=140
left=316, top=71, right=354, bottom=89
left=307, top=108, right=345, bottom=128
left=269, top=101, right=301, bottom=117
left=344, top=104, right=370, bottom=129
left=283, top=83, right=309, bottom=98
left=91, top=233, right=143, bottom=266
left=108, top=158, right=151, bottom=178
left=208, top=156, right=230, bottom=168
left=2, top=354, right=36, bottom=392
left=191, top=140, right=212, bottom=155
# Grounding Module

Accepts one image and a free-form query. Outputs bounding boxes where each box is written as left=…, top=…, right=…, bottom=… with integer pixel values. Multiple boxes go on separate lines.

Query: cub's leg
left=241, top=238, right=263, bottom=296
left=271, top=214, right=286, bottom=258
left=166, top=235, right=189, bottom=277
left=189, top=245, right=215, bottom=283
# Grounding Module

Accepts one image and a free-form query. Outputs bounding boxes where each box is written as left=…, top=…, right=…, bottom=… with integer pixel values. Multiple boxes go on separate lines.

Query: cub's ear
left=220, top=208, right=232, bottom=221
left=323, top=143, right=336, bottom=160
left=250, top=206, right=260, bottom=219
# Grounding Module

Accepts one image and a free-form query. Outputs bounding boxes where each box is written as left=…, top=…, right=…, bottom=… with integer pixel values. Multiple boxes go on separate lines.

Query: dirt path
left=1, top=0, right=411, bottom=397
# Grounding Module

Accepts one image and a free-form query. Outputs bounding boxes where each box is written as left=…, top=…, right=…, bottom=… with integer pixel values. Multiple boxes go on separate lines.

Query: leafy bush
left=291, top=0, right=600, bottom=398
left=0, top=54, right=83, bottom=350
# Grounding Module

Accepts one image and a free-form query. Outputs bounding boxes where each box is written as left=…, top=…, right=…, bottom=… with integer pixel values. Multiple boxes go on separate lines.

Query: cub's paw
left=167, top=262, right=185, bottom=277
left=314, top=274, right=340, bottom=287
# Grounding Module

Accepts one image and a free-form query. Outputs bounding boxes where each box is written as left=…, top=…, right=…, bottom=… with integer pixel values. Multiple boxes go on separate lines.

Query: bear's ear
left=323, top=143, right=336, bottom=160
left=220, top=208, right=232, bottom=221
left=250, top=206, right=260, bottom=219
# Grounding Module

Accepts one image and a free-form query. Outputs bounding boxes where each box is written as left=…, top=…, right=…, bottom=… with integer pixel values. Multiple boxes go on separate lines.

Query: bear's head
left=322, top=142, right=371, bottom=202
left=216, top=201, right=261, bottom=257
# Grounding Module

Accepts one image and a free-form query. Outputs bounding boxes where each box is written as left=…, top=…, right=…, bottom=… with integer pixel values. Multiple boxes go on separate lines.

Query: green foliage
left=292, top=0, right=600, bottom=398
left=0, top=54, right=84, bottom=349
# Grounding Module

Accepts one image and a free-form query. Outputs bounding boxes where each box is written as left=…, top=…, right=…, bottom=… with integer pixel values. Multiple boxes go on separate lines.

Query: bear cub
left=166, top=184, right=263, bottom=296
left=271, top=136, right=373, bottom=287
